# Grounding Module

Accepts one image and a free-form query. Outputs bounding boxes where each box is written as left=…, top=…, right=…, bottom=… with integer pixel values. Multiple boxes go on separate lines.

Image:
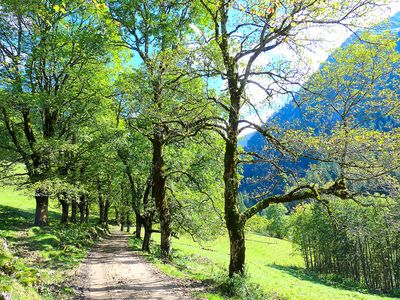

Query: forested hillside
left=1, top=1, right=399, bottom=299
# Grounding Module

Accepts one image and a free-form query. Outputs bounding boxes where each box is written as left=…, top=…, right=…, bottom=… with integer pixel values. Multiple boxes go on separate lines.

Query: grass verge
left=0, top=186, right=103, bottom=299
left=129, top=232, right=396, bottom=300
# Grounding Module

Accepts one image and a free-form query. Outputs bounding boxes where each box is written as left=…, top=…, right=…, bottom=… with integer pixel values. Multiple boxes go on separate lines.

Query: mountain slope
left=240, top=12, right=400, bottom=203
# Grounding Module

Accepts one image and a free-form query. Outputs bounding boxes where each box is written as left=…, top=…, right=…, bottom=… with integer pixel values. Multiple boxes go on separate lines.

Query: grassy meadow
left=0, top=186, right=102, bottom=299
left=131, top=233, right=395, bottom=300
left=0, top=185, right=397, bottom=300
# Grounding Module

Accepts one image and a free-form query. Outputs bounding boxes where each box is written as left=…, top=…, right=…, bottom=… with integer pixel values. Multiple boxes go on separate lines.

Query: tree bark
left=228, top=222, right=246, bottom=276
left=34, top=189, right=49, bottom=226
left=120, top=210, right=125, bottom=232
left=79, top=195, right=86, bottom=224
left=152, top=137, right=171, bottom=258
left=224, top=132, right=246, bottom=276
left=59, top=196, right=69, bottom=224
left=104, top=176, right=111, bottom=225
left=141, top=177, right=153, bottom=252
left=104, top=199, right=110, bottom=225
left=142, top=215, right=152, bottom=252
left=126, top=213, right=131, bottom=233
left=135, top=212, right=142, bottom=238
left=97, top=177, right=104, bottom=225
left=71, top=198, right=77, bottom=223
left=222, top=62, right=246, bottom=275
left=123, top=159, right=143, bottom=238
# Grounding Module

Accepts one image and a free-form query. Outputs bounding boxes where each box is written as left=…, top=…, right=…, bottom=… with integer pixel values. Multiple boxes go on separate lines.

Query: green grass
left=0, top=185, right=102, bottom=299
left=2, top=184, right=396, bottom=299
left=131, top=232, right=397, bottom=300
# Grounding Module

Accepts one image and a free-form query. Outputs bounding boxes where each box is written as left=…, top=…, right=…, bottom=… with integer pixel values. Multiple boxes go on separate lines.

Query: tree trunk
left=97, top=177, right=104, bottom=225
left=120, top=210, right=125, bottom=232
left=224, top=89, right=245, bottom=276
left=104, top=176, right=111, bottom=226
left=152, top=138, right=171, bottom=258
left=71, top=198, right=77, bottom=223
left=34, top=189, right=49, bottom=226
left=228, top=223, right=246, bottom=276
left=104, top=199, right=110, bottom=225
left=79, top=195, right=86, bottom=224
left=142, top=215, right=152, bottom=252
left=135, top=212, right=142, bottom=238
left=85, top=200, right=90, bottom=223
left=79, top=203, right=85, bottom=224
left=142, top=177, right=153, bottom=252
left=59, top=196, right=69, bottom=224
left=125, top=163, right=144, bottom=238
left=126, top=213, right=131, bottom=233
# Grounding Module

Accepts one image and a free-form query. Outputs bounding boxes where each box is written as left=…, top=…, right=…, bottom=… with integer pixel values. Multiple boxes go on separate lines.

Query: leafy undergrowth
left=130, top=232, right=395, bottom=300
left=0, top=186, right=103, bottom=299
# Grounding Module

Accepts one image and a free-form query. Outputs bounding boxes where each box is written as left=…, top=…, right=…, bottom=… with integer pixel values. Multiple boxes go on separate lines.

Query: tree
left=263, top=203, right=289, bottom=239
left=288, top=31, right=400, bottom=191
left=290, top=197, right=400, bottom=292
left=285, top=32, right=400, bottom=291
left=0, top=0, right=114, bottom=225
left=108, top=0, right=220, bottom=257
left=164, top=131, right=225, bottom=242
left=115, top=127, right=153, bottom=249
left=196, top=0, right=392, bottom=276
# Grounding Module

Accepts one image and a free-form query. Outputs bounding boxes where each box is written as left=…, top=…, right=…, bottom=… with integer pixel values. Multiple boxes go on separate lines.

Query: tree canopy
left=0, top=0, right=399, bottom=285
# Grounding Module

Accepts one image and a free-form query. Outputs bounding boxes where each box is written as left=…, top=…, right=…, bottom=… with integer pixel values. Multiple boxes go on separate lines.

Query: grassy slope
left=1, top=186, right=394, bottom=300
left=0, top=186, right=101, bottom=299
left=135, top=232, right=394, bottom=300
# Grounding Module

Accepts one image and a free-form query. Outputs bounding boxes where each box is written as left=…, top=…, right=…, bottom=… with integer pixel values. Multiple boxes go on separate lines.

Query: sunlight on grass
left=0, top=185, right=37, bottom=210
left=139, top=232, right=393, bottom=300
left=0, top=185, right=101, bottom=299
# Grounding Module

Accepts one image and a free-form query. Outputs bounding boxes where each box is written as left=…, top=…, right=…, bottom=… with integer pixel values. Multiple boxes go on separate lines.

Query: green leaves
left=286, top=31, right=400, bottom=191
left=0, top=0, right=121, bottom=210
left=53, top=4, right=66, bottom=14
left=290, top=197, right=400, bottom=292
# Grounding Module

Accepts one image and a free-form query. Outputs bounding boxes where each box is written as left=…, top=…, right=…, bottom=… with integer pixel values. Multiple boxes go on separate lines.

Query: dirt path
left=77, top=231, right=194, bottom=300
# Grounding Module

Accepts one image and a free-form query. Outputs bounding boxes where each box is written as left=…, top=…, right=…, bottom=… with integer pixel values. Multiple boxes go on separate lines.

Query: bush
left=263, top=204, right=289, bottom=239
left=247, top=204, right=290, bottom=239
left=217, top=271, right=280, bottom=300
left=245, top=215, right=270, bottom=235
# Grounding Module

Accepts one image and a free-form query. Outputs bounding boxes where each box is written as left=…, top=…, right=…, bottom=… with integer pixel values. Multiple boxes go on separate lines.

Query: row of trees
left=1, top=0, right=399, bottom=278
left=291, top=198, right=400, bottom=292
left=0, top=0, right=224, bottom=253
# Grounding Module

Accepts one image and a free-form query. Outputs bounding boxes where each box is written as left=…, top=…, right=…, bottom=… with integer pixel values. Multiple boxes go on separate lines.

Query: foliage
left=218, top=272, right=269, bottom=300
left=166, top=132, right=225, bottom=242
left=262, top=204, right=289, bottom=239
left=290, top=198, right=400, bottom=294
left=284, top=31, right=400, bottom=193
left=245, top=215, right=271, bottom=235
